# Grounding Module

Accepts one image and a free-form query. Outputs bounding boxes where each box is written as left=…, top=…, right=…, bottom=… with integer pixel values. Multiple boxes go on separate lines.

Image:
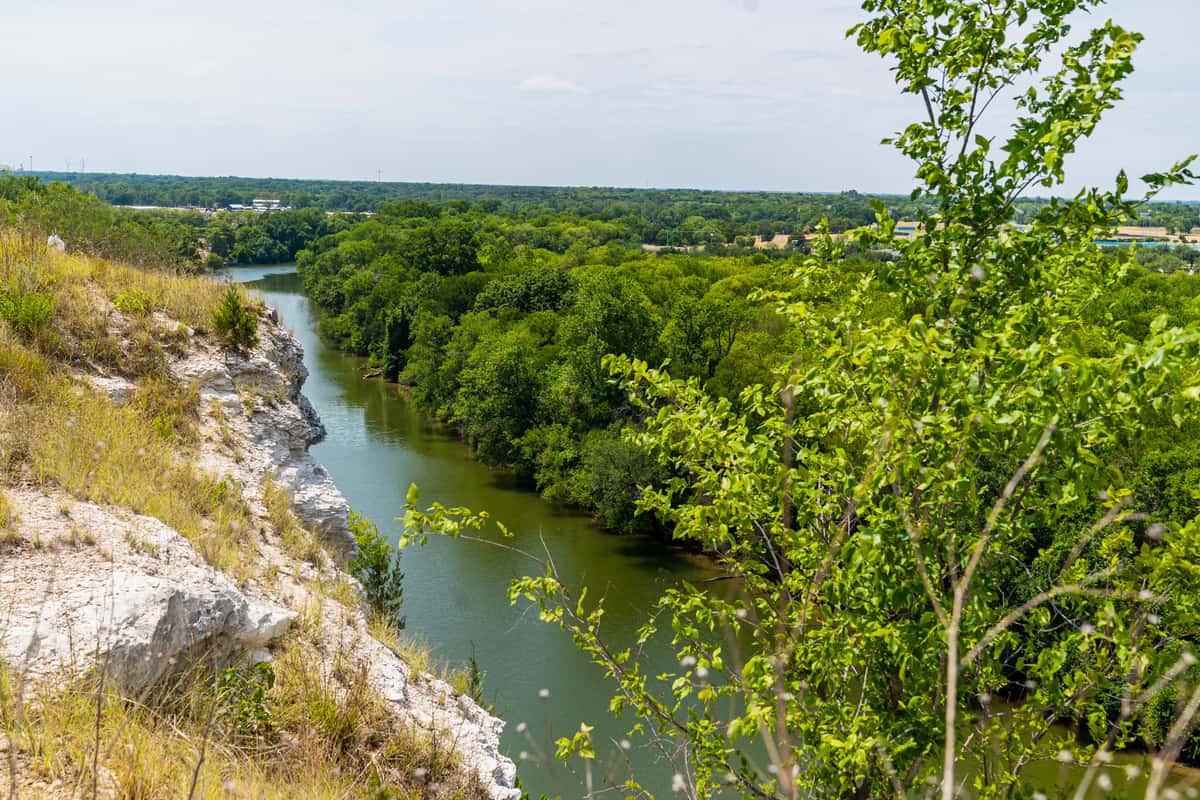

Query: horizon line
left=11, top=168, right=1200, bottom=204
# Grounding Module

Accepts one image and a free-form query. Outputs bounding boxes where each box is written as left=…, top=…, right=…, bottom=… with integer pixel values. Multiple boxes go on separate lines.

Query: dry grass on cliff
left=11, top=384, right=256, bottom=580
left=263, top=475, right=325, bottom=567
left=1, top=232, right=230, bottom=332
left=0, top=637, right=489, bottom=800
left=0, top=239, right=259, bottom=581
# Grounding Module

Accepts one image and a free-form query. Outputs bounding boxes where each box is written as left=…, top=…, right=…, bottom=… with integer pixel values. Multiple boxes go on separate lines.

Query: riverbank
left=0, top=245, right=517, bottom=797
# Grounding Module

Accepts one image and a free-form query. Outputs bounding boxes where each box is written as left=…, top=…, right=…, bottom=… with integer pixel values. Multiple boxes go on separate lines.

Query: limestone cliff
left=0, top=302, right=519, bottom=799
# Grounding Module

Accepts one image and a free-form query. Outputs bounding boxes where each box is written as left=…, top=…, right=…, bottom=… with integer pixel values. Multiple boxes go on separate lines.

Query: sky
left=3, top=0, right=1198, bottom=197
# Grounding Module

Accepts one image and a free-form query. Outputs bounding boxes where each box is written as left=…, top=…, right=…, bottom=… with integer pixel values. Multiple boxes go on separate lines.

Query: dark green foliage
left=212, top=285, right=259, bottom=352
left=348, top=511, right=406, bottom=631
left=216, top=661, right=276, bottom=738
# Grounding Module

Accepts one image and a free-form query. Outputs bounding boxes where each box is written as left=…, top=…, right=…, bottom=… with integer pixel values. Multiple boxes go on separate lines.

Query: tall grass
left=10, top=382, right=253, bottom=580
left=0, top=641, right=487, bottom=799
left=0, top=239, right=257, bottom=580
left=262, top=475, right=325, bottom=567
left=0, top=233, right=231, bottom=332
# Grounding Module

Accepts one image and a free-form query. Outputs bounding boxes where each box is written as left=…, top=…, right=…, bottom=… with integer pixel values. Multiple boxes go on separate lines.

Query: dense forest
left=292, top=195, right=1200, bottom=575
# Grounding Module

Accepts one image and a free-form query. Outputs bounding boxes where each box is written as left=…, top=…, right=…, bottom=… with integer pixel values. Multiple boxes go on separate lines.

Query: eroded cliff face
left=0, top=308, right=519, bottom=799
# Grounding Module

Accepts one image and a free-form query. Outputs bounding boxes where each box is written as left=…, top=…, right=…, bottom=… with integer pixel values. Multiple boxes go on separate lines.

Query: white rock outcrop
left=0, top=490, right=295, bottom=691
left=173, top=319, right=356, bottom=557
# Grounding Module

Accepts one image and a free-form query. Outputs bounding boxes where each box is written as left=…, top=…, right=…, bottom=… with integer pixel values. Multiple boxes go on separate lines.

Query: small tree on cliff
left=213, top=285, right=259, bottom=353
left=406, top=0, right=1200, bottom=797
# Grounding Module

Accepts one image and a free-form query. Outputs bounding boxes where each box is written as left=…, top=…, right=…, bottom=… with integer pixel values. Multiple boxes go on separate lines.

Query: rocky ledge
left=2, top=309, right=519, bottom=799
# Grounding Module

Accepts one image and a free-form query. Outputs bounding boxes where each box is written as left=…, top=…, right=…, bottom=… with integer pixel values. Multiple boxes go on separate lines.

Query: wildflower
left=672, top=773, right=687, bottom=793
left=680, top=655, right=697, bottom=668
left=1148, top=523, right=1167, bottom=540
left=735, top=608, right=748, bottom=620
left=970, top=265, right=986, bottom=281
left=695, top=666, right=709, bottom=679
left=1056, top=750, right=1073, bottom=763
left=538, top=688, right=550, bottom=699
left=516, top=721, right=527, bottom=734
left=1097, top=774, right=1112, bottom=792
left=519, top=751, right=529, bottom=761
left=1124, top=764, right=1141, bottom=779
left=619, top=739, right=631, bottom=751
left=1079, top=622, right=1096, bottom=636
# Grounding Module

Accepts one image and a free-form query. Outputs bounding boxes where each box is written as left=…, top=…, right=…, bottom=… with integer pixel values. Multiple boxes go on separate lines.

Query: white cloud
left=518, top=74, right=584, bottom=94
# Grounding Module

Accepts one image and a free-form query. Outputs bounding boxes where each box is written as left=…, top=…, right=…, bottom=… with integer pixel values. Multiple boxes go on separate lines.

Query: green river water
left=236, top=265, right=715, bottom=798
left=235, top=264, right=1193, bottom=799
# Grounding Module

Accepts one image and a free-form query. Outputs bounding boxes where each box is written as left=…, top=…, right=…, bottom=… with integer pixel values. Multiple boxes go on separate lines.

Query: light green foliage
left=212, top=284, right=259, bottom=352
left=406, top=1, right=1200, bottom=797
left=113, top=287, right=154, bottom=316
left=0, top=287, right=54, bottom=341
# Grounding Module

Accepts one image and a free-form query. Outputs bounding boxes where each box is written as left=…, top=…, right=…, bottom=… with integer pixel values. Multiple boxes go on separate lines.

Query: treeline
left=297, top=202, right=1200, bottom=534
left=298, top=199, right=1200, bottom=546
left=33, top=170, right=922, bottom=243
left=299, top=201, right=799, bottom=531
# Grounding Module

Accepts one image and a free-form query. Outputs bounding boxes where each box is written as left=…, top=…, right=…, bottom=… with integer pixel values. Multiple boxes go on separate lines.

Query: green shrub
left=348, top=510, right=405, bottom=632
left=212, top=285, right=258, bottom=353
left=216, top=661, right=275, bottom=739
left=0, top=288, right=54, bottom=341
left=113, top=287, right=154, bottom=316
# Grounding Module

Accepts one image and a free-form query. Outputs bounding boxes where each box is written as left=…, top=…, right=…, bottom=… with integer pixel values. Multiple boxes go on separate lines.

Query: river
left=235, top=264, right=714, bottom=798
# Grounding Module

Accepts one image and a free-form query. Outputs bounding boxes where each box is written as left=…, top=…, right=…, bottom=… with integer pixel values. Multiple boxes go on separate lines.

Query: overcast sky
left=3, top=0, right=1198, bottom=197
